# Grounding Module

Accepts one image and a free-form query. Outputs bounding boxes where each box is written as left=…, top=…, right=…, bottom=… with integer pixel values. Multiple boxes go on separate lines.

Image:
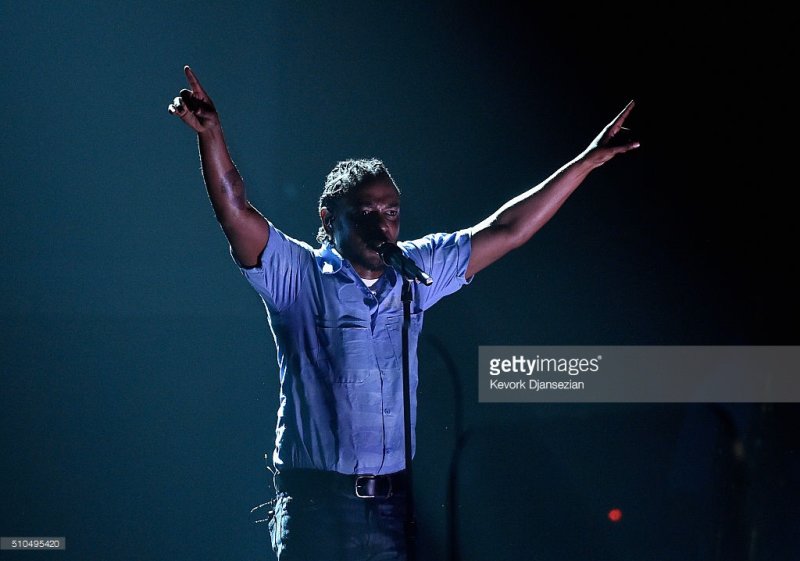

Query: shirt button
left=384, top=408, right=391, bottom=415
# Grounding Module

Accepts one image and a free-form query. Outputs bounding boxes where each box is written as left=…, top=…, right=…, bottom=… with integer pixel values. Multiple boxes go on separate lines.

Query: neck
left=351, top=262, right=385, bottom=280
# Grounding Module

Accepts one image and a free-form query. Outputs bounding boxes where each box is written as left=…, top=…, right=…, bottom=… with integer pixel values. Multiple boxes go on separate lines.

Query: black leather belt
left=275, top=469, right=406, bottom=499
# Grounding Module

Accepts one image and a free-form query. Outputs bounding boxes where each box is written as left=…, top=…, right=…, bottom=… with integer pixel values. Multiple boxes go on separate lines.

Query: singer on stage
left=168, top=65, right=638, bottom=561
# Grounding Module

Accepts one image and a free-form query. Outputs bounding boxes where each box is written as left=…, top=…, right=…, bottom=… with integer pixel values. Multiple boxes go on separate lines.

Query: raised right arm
left=169, top=66, right=268, bottom=268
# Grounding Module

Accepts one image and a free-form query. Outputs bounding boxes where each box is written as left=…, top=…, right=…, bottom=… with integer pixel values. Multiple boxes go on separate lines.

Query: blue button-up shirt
left=237, top=222, right=472, bottom=475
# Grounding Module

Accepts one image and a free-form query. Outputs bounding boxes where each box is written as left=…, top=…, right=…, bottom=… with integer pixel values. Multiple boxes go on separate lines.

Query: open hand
left=168, top=66, right=220, bottom=134
left=580, top=100, right=640, bottom=168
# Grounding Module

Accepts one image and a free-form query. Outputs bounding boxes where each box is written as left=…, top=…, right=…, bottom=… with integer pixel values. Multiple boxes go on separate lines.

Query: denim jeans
left=267, top=487, right=408, bottom=561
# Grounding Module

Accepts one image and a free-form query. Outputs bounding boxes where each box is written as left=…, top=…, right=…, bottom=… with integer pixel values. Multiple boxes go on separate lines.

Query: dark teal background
left=2, top=1, right=795, bottom=560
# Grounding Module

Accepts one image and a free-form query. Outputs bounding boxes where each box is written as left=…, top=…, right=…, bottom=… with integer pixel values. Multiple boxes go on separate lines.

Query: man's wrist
left=574, top=151, right=601, bottom=173
left=198, top=122, right=224, bottom=141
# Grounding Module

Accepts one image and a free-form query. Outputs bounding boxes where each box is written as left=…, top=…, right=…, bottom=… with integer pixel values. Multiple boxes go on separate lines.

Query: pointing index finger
left=184, top=65, right=206, bottom=97
left=612, top=99, right=635, bottom=129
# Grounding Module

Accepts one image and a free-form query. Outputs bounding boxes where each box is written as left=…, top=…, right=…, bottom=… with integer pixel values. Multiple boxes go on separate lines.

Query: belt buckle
left=354, top=475, right=392, bottom=499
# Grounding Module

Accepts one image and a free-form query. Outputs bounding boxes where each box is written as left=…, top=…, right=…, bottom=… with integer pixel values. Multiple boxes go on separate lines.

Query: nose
left=376, top=214, right=391, bottom=238
left=359, top=211, right=389, bottom=239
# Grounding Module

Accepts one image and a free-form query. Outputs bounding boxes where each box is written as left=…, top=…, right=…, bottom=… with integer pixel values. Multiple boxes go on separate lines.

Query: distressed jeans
left=267, top=487, right=408, bottom=561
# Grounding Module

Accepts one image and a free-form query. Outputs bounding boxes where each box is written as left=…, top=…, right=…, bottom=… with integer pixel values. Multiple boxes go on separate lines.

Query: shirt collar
left=315, top=243, right=343, bottom=274
left=314, top=243, right=398, bottom=285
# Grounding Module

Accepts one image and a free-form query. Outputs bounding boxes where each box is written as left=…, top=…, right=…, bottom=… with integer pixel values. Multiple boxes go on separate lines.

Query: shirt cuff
left=456, top=227, right=475, bottom=285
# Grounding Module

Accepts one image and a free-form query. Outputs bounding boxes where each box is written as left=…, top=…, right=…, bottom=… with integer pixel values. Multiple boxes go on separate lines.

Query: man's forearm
left=481, top=155, right=597, bottom=247
left=197, top=126, right=250, bottom=226
left=466, top=155, right=597, bottom=277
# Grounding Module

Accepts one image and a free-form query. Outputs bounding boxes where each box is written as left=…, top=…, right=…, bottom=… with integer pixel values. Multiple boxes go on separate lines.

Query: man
left=168, top=65, right=638, bottom=560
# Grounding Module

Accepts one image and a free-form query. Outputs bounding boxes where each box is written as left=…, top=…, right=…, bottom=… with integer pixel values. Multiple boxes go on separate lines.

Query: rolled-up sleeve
left=399, top=228, right=473, bottom=311
left=233, top=222, right=312, bottom=312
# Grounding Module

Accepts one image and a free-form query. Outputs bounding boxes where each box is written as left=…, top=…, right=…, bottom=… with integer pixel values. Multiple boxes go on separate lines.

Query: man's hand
left=168, top=66, right=220, bottom=134
left=580, top=100, right=640, bottom=168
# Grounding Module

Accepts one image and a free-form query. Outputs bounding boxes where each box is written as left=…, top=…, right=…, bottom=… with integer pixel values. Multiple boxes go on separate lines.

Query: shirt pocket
left=314, top=322, right=375, bottom=383
left=384, top=312, right=424, bottom=362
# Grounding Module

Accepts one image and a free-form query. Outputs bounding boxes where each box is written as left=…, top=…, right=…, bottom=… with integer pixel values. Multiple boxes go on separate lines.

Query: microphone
left=377, top=242, right=433, bottom=285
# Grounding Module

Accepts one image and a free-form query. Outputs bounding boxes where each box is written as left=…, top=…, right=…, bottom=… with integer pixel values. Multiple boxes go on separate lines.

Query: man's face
left=324, top=180, right=400, bottom=278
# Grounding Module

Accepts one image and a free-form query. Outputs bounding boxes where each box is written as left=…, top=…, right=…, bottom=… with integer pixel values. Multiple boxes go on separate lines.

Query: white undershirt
left=360, top=276, right=379, bottom=288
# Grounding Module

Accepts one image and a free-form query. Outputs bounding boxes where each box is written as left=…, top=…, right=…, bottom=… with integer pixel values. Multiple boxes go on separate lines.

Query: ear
left=320, top=207, right=335, bottom=236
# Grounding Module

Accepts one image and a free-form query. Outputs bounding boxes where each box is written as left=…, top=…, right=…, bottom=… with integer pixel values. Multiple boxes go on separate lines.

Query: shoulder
left=398, top=229, right=472, bottom=257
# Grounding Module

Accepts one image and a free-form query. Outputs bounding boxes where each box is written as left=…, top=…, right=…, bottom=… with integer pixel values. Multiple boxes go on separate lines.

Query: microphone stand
left=401, top=276, right=417, bottom=561
left=378, top=242, right=429, bottom=560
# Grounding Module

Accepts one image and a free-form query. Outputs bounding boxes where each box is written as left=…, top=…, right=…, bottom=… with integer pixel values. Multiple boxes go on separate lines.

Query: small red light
left=608, top=508, right=622, bottom=522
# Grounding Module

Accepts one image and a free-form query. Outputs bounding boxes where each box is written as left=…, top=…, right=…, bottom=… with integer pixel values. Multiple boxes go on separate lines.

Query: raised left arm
left=466, top=100, right=640, bottom=278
